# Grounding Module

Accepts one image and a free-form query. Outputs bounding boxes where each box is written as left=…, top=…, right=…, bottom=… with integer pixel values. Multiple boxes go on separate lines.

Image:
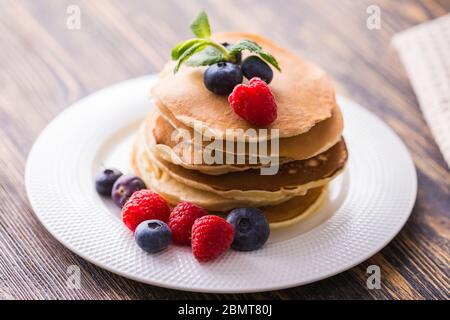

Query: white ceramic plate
left=25, top=75, right=417, bottom=293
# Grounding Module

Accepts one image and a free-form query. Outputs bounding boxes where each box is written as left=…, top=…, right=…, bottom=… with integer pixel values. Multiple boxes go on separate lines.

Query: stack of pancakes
left=131, top=33, right=348, bottom=228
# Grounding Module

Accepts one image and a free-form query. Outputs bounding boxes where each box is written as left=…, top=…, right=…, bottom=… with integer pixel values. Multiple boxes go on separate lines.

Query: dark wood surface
left=0, top=0, right=449, bottom=300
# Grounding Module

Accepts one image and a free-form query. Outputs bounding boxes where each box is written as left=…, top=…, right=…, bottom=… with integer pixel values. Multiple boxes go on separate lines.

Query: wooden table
left=0, top=0, right=448, bottom=300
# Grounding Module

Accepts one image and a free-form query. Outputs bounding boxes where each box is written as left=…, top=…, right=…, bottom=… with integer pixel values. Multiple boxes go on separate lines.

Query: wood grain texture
left=0, top=0, right=449, bottom=300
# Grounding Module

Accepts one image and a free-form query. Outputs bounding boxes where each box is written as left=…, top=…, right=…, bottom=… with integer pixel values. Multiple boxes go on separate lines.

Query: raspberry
left=168, top=202, right=207, bottom=245
left=121, top=190, right=170, bottom=232
left=228, top=77, right=277, bottom=126
left=191, top=215, right=235, bottom=262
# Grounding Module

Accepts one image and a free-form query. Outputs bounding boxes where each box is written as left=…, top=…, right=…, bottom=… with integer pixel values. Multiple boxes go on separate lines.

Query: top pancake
left=151, top=32, right=337, bottom=139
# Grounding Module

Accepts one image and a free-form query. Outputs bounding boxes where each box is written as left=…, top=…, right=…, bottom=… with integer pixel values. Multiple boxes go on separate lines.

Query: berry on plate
left=204, top=62, right=243, bottom=95
left=168, top=202, right=207, bottom=246
left=191, top=215, right=234, bottom=262
left=135, top=220, right=171, bottom=253
left=227, top=208, right=270, bottom=251
left=228, top=77, right=277, bottom=126
left=95, top=168, right=122, bottom=196
left=111, top=174, right=146, bottom=208
left=242, top=56, right=273, bottom=84
left=121, top=190, right=170, bottom=232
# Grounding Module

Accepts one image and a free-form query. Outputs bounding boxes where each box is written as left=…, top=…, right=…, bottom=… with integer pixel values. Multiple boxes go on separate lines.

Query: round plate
left=25, top=75, right=417, bottom=293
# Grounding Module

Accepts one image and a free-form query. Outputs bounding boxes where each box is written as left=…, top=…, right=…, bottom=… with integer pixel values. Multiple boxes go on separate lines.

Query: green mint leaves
left=172, top=39, right=230, bottom=72
left=171, top=11, right=281, bottom=73
left=190, top=10, right=211, bottom=38
left=185, top=46, right=224, bottom=67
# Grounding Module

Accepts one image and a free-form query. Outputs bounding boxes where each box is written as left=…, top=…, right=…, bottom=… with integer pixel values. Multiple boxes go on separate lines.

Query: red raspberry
left=168, top=202, right=207, bottom=245
left=228, top=77, right=277, bottom=126
left=121, top=190, right=170, bottom=232
left=191, top=215, right=235, bottom=262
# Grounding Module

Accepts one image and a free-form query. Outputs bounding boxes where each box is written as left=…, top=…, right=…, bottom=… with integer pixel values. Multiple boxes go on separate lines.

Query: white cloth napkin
left=392, top=14, right=450, bottom=169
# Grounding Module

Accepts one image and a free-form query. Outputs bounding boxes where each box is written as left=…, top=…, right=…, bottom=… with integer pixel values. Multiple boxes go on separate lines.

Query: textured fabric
left=393, top=14, right=450, bottom=168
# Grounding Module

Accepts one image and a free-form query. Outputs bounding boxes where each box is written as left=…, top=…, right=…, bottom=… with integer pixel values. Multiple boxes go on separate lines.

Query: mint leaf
left=229, top=40, right=281, bottom=71
left=258, top=51, right=281, bottom=71
left=190, top=10, right=211, bottom=38
left=185, top=46, right=225, bottom=67
left=228, top=40, right=262, bottom=54
left=171, top=38, right=201, bottom=60
left=174, top=41, right=209, bottom=72
left=173, top=39, right=230, bottom=72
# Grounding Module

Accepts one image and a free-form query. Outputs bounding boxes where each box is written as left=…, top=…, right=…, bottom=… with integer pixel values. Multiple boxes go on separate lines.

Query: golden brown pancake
left=149, top=138, right=347, bottom=192
left=136, top=109, right=346, bottom=202
left=131, top=134, right=299, bottom=209
left=261, top=187, right=324, bottom=223
left=153, top=100, right=343, bottom=163
left=148, top=108, right=290, bottom=175
left=151, top=32, right=337, bottom=140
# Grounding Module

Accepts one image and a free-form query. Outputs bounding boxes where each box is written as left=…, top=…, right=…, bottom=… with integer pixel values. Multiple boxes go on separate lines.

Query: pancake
left=136, top=111, right=346, bottom=201
left=131, top=135, right=327, bottom=226
left=137, top=121, right=300, bottom=204
left=151, top=108, right=280, bottom=174
left=147, top=135, right=347, bottom=196
left=153, top=100, right=343, bottom=166
left=147, top=109, right=292, bottom=175
left=261, top=186, right=326, bottom=228
left=131, top=133, right=297, bottom=209
left=151, top=32, right=337, bottom=140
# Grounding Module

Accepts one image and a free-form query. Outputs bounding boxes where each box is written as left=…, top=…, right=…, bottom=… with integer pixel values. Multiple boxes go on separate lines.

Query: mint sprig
left=171, top=11, right=281, bottom=73
left=190, top=10, right=211, bottom=38
left=172, top=39, right=231, bottom=72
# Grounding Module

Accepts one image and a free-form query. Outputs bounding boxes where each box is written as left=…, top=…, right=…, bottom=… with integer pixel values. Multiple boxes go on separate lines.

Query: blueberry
left=95, top=168, right=123, bottom=196
left=204, top=62, right=243, bottom=95
left=222, top=42, right=242, bottom=64
left=241, top=56, right=273, bottom=84
left=227, top=208, right=270, bottom=251
left=111, top=174, right=146, bottom=208
left=135, top=220, right=171, bottom=253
